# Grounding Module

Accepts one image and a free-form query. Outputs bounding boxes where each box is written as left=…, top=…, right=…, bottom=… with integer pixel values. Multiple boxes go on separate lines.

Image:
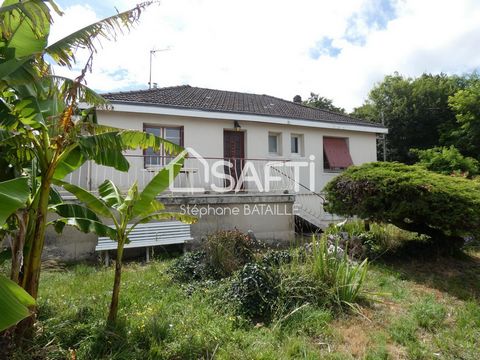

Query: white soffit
left=99, top=102, right=389, bottom=134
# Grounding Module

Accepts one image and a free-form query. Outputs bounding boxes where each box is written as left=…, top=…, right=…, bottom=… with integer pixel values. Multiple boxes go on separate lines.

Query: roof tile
left=102, top=85, right=384, bottom=129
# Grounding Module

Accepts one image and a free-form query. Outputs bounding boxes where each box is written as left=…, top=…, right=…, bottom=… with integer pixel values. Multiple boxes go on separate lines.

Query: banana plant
left=53, top=155, right=196, bottom=324
left=0, top=177, right=35, bottom=332
left=0, top=0, right=164, bottom=317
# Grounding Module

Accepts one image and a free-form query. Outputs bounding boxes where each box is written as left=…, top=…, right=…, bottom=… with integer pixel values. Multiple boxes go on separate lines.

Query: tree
left=0, top=0, right=172, bottom=333
left=352, top=73, right=471, bottom=163
left=411, top=146, right=480, bottom=178
left=303, top=92, right=346, bottom=113
left=324, top=162, right=480, bottom=253
left=448, top=81, right=480, bottom=159
left=53, top=155, right=196, bottom=324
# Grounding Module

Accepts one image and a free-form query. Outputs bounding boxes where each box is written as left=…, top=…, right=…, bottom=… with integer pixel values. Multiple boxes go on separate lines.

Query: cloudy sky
left=51, top=0, right=480, bottom=111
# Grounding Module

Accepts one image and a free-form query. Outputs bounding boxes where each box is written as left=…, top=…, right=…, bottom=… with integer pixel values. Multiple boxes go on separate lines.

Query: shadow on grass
left=378, top=249, right=480, bottom=301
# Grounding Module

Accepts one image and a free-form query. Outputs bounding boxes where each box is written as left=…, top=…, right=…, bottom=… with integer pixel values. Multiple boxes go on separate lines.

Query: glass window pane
left=268, top=135, right=277, bottom=153
left=291, top=136, right=299, bottom=153
left=145, top=126, right=161, bottom=136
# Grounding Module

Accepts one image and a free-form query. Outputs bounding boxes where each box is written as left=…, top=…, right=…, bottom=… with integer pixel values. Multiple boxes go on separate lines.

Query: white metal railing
left=60, top=154, right=344, bottom=228
left=62, top=155, right=299, bottom=194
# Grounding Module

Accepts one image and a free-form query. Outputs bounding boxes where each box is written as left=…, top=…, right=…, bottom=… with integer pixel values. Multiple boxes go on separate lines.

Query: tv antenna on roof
left=148, top=47, right=171, bottom=89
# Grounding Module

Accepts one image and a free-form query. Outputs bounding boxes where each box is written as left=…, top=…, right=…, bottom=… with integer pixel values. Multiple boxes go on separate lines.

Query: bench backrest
left=96, top=221, right=193, bottom=251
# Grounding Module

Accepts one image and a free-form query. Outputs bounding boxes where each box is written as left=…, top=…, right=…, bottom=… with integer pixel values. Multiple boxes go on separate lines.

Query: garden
left=1, top=2, right=480, bottom=359
left=2, top=223, right=479, bottom=359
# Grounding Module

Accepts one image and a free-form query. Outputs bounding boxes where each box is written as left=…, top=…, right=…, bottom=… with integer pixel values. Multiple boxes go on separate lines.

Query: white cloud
left=50, top=0, right=480, bottom=111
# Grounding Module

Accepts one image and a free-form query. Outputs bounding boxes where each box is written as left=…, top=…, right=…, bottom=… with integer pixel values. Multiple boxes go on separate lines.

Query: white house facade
left=49, top=86, right=387, bottom=260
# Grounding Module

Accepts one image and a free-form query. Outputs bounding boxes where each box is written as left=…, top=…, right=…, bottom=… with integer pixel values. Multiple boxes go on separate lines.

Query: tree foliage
left=448, top=81, right=480, bottom=159
left=411, top=146, right=480, bottom=178
left=324, top=162, right=480, bottom=251
left=303, top=92, right=346, bottom=113
left=352, top=72, right=478, bottom=163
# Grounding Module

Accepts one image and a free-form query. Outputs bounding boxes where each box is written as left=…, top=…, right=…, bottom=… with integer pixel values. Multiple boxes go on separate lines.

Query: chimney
left=293, top=95, right=302, bottom=103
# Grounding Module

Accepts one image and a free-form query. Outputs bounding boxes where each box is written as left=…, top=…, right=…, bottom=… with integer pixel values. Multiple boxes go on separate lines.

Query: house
left=50, top=85, right=387, bottom=260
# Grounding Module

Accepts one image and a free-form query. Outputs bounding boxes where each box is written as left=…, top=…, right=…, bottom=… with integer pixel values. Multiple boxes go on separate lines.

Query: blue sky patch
left=344, top=0, right=397, bottom=45
left=108, top=68, right=129, bottom=81
left=309, top=37, right=342, bottom=59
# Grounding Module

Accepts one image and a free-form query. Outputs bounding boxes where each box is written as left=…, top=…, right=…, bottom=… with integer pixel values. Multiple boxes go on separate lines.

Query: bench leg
left=146, top=247, right=150, bottom=263
left=105, top=251, right=110, bottom=266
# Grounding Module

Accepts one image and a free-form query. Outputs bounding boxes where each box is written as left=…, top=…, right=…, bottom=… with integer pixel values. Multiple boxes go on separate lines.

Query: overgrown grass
left=5, top=249, right=480, bottom=359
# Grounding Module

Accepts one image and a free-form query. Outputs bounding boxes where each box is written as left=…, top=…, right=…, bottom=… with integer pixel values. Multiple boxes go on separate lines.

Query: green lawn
left=8, top=250, right=480, bottom=359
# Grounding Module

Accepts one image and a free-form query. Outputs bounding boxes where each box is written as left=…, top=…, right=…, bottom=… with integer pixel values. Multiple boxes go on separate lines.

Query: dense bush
left=169, top=229, right=256, bottom=282
left=411, top=146, right=480, bottom=178
left=168, top=251, right=219, bottom=282
left=324, top=162, right=480, bottom=251
left=203, top=229, right=256, bottom=278
left=227, top=262, right=279, bottom=322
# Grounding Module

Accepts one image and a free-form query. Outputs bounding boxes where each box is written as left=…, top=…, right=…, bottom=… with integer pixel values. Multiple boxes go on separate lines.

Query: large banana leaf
left=0, top=274, right=35, bottom=331
left=0, top=177, right=29, bottom=224
left=53, top=179, right=112, bottom=218
left=53, top=218, right=117, bottom=240
left=45, top=1, right=154, bottom=68
left=1, top=0, right=51, bottom=57
left=119, top=130, right=182, bottom=154
left=53, top=146, right=85, bottom=180
left=98, top=180, right=124, bottom=208
left=77, top=132, right=130, bottom=172
left=51, top=203, right=100, bottom=222
left=132, top=155, right=184, bottom=216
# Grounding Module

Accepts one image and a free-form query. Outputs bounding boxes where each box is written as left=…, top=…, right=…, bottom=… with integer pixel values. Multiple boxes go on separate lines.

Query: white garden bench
left=96, top=221, right=193, bottom=265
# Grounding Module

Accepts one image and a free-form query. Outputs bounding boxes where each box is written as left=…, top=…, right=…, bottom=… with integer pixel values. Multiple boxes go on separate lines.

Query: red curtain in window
left=323, top=137, right=353, bottom=168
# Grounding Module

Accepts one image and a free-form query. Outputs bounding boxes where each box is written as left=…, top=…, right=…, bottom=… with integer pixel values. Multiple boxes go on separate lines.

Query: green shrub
left=325, top=162, right=480, bottom=252
left=168, top=251, right=219, bottom=282
left=169, top=229, right=255, bottom=282
left=411, top=145, right=480, bottom=177
left=203, top=229, right=256, bottom=278
left=260, top=249, right=292, bottom=267
left=227, top=262, right=279, bottom=321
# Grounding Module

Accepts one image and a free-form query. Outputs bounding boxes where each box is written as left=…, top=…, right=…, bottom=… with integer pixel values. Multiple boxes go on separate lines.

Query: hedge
left=324, top=162, right=480, bottom=250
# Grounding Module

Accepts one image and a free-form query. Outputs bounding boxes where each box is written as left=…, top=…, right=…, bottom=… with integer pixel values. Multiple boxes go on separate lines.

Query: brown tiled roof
left=102, top=85, right=384, bottom=129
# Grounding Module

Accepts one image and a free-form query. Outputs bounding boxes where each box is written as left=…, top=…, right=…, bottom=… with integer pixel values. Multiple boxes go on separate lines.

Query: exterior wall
left=43, top=195, right=295, bottom=261
left=96, top=110, right=378, bottom=192
left=44, top=109, right=378, bottom=262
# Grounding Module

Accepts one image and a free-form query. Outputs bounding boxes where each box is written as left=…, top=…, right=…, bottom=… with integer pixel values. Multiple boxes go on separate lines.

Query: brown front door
left=223, top=130, right=245, bottom=190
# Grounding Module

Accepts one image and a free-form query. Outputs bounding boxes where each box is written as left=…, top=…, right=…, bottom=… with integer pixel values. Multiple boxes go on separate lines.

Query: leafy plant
left=54, top=156, right=196, bottom=324
left=0, top=0, right=162, bottom=333
left=0, top=275, right=35, bottom=331
left=227, top=262, right=279, bottom=321
left=325, top=162, right=480, bottom=252
left=309, top=236, right=368, bottom=308
left=202, top=229, right=255, bottom=278
left=168, top=251, right=219, bottom=282
left=411, top=145, right=480, bottom=177
left=0, top=177, right=33, bottom=331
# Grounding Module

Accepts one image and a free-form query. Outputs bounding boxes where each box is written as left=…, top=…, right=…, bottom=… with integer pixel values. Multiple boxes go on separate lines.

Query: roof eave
left=97, top=100, right=389, bottom=134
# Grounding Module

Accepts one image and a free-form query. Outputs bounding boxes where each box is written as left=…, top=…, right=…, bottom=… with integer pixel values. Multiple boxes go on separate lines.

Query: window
left=290, top=134, right=303, bottom=155
left=268, top=132, right=281, bottom=155
left=323, top=137, right=353, bottom=171
left=144, top=125, right=183, bottom=167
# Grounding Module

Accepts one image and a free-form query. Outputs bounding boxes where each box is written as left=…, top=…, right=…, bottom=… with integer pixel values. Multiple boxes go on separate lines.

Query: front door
left=223, top=130, right=245, bottom=190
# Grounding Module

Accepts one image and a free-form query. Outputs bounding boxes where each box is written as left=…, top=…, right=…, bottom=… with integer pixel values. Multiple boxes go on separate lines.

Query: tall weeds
left=310, top=235, right=368, bottom=307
